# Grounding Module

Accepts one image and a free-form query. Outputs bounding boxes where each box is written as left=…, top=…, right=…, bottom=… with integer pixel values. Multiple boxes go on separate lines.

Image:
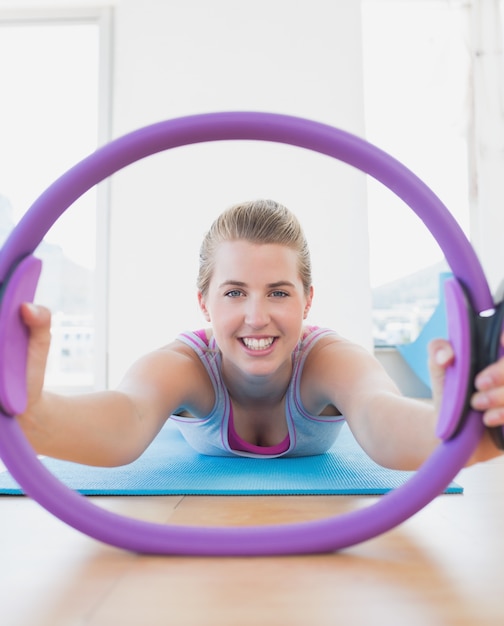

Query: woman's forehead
left=212, top=241, right=301, bottom=281
left=214, top=240, right=297, bottom=263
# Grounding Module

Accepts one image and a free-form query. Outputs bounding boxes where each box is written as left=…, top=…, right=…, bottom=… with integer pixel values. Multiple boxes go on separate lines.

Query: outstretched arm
left=16, top=304, right=208, bottom=467
left=304, top=334, right=504, bottom=471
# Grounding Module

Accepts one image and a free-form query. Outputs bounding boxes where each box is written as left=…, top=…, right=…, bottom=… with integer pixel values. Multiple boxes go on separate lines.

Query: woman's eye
left=225, top=289, right=243, bottom=298
left=271, top=290, right=289, bottom=298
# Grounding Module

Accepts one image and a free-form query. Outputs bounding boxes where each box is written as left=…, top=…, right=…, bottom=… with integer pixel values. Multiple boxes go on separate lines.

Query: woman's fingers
left=470, top=332, right=504, bottom=427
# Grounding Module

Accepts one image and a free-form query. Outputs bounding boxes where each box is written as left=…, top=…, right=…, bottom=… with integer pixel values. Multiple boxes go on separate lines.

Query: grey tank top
left=170, top=327, right=345, bottom=458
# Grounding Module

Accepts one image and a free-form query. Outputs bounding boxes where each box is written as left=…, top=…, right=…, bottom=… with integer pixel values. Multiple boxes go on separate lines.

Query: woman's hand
left=471, top=332, right=504, bottom=428
left=429, top=334, right=504, bottom=460
left=429, top=334, right=504, bottom=427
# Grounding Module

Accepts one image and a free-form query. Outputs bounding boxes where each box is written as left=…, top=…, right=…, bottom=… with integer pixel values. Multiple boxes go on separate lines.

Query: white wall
left=108, top=0, right=371, bottom=385
left=468, top=0, right=504, bottom=296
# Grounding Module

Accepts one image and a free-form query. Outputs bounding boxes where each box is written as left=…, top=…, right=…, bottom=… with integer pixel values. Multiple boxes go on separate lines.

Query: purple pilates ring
left=0, top=112, right=496, bottom=555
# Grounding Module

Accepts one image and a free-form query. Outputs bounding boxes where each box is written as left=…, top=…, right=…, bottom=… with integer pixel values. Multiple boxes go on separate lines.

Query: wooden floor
left=1, top=455, right=504, bottom=626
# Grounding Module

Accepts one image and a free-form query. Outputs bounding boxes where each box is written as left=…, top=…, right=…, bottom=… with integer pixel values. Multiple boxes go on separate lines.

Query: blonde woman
left=18, top=200, right=504, bottom=469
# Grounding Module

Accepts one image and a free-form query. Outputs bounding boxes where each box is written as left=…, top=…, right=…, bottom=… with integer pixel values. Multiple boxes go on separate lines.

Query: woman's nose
left=244, top=298, right=270, bottom=328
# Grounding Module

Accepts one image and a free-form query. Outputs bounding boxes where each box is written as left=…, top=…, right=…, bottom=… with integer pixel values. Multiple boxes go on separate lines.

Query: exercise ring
left=0, top=112, right=501, bottom=555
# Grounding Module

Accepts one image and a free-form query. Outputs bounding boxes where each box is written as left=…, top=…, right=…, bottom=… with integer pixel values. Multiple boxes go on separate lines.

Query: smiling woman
left=196, top=201, right=314, bottom=390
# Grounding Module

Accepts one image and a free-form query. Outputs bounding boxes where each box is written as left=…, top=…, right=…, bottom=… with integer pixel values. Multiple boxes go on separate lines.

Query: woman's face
left=198, top=240, right=313, bottom=380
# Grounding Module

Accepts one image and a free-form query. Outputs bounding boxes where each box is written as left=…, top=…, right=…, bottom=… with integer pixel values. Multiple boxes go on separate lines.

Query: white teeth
left=242, top=337, right=274, bottom=350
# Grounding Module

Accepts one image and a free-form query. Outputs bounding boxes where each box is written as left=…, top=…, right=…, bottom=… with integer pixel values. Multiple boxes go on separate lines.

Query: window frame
left=0, top=5, right=113, bottom=389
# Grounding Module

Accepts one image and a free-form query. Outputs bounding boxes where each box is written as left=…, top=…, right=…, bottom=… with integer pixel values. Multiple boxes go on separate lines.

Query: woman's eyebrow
left=267, top=281, right=296, bottom=288
left=217, top=280, right=296, bottom=289
left=218, top=280, right=247, bottom=289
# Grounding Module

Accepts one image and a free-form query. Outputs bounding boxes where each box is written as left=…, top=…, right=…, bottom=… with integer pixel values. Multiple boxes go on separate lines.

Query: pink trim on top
left=193, top=328, right=209, bottom=345
left=227, top=405, right=290, bottom=455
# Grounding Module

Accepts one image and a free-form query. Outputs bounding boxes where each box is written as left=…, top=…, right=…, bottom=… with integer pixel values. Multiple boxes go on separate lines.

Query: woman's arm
left=302, top=334, right=504, bottom=471
left=16, top=304, right=211, bottom=467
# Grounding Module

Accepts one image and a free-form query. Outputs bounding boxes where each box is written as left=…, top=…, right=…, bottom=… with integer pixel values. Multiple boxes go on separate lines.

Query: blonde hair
left=197, top=199, right=312, bottom=296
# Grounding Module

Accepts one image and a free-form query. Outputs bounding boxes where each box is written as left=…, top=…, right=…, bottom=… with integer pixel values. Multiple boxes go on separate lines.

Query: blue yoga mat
left=0, top=422, right=462, bottom=496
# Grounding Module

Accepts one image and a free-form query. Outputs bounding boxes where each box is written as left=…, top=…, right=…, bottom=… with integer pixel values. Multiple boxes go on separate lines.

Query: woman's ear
left=303, top=285, right=314, bottom=319
left=198, top=291, right=211, bottom=322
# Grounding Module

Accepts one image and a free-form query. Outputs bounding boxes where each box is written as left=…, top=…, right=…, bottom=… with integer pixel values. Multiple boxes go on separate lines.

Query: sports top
left=170, top=327, right=345, bottom=458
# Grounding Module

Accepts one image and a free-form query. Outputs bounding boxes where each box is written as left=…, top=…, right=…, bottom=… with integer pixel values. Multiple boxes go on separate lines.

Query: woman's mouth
left=241, top=337, right=275, bottom=351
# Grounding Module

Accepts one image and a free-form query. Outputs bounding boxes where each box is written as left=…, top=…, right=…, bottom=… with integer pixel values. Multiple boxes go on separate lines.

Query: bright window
left=362, top=0, right=471, bottom=346
left=0, top=13, right=108, bottom=391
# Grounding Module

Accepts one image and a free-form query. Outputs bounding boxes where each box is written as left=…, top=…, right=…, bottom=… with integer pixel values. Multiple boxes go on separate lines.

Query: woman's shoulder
left=176, top=328, right=214, bottom=348
left=163, top=329, right=219, bottom=377
left=300, top=325, right=342, bottom=348
left=300, top=327, right=375, bottom=378
left=115, top=333, right=216, bottom=419
left=134, top=337, right=206, bottom=375
left=132, top=329, right=213, bottom=374
left=299, top=328, right=380, bottom=412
